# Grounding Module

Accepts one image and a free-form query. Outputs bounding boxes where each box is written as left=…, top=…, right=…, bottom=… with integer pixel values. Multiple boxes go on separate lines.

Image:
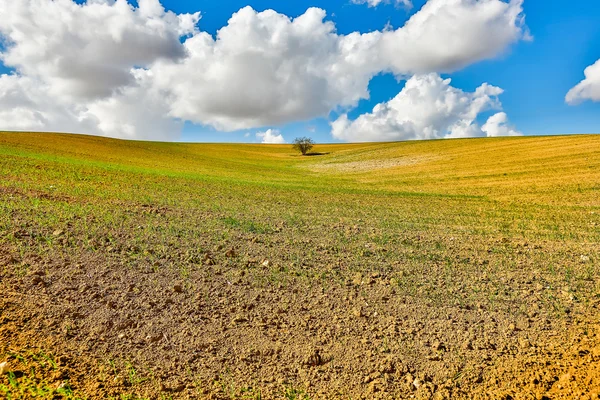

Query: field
left=1, top=131, right=600, bottom=399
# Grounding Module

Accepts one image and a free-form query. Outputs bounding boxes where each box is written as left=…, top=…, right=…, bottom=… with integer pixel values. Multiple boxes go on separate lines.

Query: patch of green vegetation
left=284, top=386, right=312, bottom=400
left=211, top=370, right=264, bottom=399
left=0, top=371, right=80, bottom=399
left=221, top=216, right=271, bottom=234
left=0, top=350, right=86, bottom=400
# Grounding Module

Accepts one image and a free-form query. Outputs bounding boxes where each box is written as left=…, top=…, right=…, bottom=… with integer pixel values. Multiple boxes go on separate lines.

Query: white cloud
left=0, top=0, right=198, bottom=100
left=83, top=69, right=182, bottom=140
left=566, top=59, right=600, bottom=105
left=351, top=0, right=413, bottom=8
left=0, top=74, right=98, bottom=133
left=331, top=73, right=520, bottom=142
left=481, top=112, right=521, bottom=137
left=0, top=0, right=196, bottom=139
left=0, top=71, right=180, bottom=140
left=150, top=7, right=382, bottom=131
left=154, top=1, right=527, bottom=131
left=0, top=0, right=528, bottom=140
left=256, top=129, right=286, bottom=144
left=378, top=0, right=528, bottom=75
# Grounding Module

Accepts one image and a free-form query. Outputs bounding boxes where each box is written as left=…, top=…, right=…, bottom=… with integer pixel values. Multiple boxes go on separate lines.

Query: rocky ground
left=2, top=228, right=600, bottom=399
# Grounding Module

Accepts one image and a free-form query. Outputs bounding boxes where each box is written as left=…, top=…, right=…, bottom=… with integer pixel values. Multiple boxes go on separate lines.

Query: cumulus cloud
left=0, top=0, right=528, bottom=140
left=256, top=129, right=286, bottom=144
left=0, top=74, right=98, bottom=133
left=481, top=112, right=521, bottom=137
left=351, top=0, right=413, bottom=8
left=150, top=6, right=380, bottom=131
left=83, top=70, right=183, bottom=140
left=378, top=0, right=529, bottom=75
left=566, top=59, right=600, bottom=105
left=0, top=71, right=181, bottom=140
left=0, top=0, right=198, bottom=100
left=0, top=0, right=196, bottom=139
left=331, top=74, right=520, bottom=142
left=153, top=1, right=527, bottom=131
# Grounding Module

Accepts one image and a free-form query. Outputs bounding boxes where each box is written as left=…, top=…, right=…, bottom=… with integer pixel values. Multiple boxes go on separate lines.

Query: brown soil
left=2, top=237, right=600, bottom=400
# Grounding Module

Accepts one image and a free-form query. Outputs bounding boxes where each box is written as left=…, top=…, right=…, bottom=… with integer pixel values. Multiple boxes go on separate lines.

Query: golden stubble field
left=1, top=131, right=599, bottom=399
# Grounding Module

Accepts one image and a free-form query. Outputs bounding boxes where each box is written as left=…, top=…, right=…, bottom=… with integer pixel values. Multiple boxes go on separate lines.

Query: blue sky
left=450, top=0, right=600, bottom=136
left=161, top=0, right=425, bottom=142
left=1, top=0, right=600, bottom=143
left=174, top=0, right=600, bottom=142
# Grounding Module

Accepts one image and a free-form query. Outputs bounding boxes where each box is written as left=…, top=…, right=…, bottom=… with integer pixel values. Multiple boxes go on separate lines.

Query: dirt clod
left=232, top=314, right=248, bottom=324
left=225, top=249, right=237, bottom=257
left=305, top=349, right=323, bottom=367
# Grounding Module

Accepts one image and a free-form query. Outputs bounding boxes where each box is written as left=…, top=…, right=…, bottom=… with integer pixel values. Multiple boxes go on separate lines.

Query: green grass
left=0, top=350, right=85, bottom=400
left=0, top=371, right=78, bottom=400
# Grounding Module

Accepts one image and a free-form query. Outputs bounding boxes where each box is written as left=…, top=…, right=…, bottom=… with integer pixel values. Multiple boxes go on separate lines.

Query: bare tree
left=292, top=137, right=315, bottom=155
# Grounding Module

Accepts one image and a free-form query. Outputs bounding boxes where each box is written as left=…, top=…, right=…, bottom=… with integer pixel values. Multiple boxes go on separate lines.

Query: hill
left=1, top=131, right=599, bottom=399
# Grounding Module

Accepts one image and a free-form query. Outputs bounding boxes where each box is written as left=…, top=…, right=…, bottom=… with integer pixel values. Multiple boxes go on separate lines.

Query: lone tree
left=292, top=137, right=315, bottom=155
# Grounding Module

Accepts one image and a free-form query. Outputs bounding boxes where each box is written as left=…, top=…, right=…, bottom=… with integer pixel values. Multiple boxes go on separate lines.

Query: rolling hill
left=1, top=131, right=599, bottom=399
